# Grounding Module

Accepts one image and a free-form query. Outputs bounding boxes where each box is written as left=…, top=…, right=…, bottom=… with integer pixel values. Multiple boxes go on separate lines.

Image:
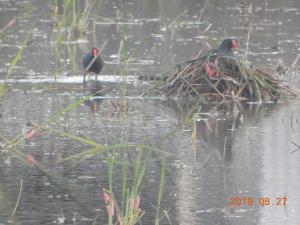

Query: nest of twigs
left=155, top=53, right=297, bottom=102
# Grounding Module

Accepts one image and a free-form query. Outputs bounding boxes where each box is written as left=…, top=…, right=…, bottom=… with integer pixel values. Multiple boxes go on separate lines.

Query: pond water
left=0, top=0, right=300, bottom=225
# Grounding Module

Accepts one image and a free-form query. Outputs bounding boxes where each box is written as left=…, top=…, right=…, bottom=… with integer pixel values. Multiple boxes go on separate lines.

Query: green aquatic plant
left=52, top=0, right=92, bottom=40
left=118, top=31, right=130, bottom=97
left=0, top=30, right=31, bottom=98
left=51, top=0, right=96, bottom=77
left=103, top=142, right=166, bottom=225
left=154, top=162, right=165, bottom=225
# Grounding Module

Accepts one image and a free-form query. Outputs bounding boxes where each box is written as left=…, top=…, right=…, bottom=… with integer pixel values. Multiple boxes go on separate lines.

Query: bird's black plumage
left=201, top=38, right=239, bottom=77
left=211, top=38, right=238, bottom=72
left=82, top=48, right=104, bottom=82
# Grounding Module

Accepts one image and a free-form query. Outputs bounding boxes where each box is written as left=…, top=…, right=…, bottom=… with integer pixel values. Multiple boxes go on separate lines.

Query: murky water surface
left=0, top=0, right=300, bottom=224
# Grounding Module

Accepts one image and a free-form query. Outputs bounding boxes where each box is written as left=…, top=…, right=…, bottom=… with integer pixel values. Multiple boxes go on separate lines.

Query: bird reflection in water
left=196, top=103, right=244, bottom=162
left=83, top=81, right=104, bottom=113
left=83, top=81, right=130, bottom=115
left=166, top=100, right=243, bottom=162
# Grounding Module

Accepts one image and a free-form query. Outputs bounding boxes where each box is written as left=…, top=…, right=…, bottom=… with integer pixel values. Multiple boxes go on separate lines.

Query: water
left=0, top=0, right=300, bottom=224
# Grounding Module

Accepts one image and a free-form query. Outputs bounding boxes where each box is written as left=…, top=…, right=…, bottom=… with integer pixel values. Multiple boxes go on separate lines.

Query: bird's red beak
left=231, top=40, right=238, bottom=49
left=92, top=48, right=98, bottom=57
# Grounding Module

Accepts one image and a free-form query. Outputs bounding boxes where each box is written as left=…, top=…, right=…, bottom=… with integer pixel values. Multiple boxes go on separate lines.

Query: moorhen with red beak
left=82, top=48, right=104, bottom=82
left=203, top=38, right=238, bottom=77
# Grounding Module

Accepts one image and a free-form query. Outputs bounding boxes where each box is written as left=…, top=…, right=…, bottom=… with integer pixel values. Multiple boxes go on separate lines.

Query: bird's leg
left=83, top=71, right=86, bottom=83
left=95, top=74, right=98, bottom=80
left=83, top=71, right=87, bottom=89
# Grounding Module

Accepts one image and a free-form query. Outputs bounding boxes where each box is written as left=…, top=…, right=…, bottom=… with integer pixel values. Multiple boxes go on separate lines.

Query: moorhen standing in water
left=82, top=47, right=104, bottom=83
left=203, top=38, right=238, bottom=77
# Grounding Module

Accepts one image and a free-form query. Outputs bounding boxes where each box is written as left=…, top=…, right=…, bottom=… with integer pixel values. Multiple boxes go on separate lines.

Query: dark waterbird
left=82, top=47, right=104, bottom=82
left=204, top=38, right=238, bottom=77
left=214, top=38, right=238, bottom=56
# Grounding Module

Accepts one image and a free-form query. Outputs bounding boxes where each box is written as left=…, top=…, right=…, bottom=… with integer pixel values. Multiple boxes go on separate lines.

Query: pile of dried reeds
left=156, top=53, right=297, bottom=102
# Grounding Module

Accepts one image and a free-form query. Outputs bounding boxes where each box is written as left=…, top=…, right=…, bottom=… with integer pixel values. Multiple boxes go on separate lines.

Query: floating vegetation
left=149, top=51, right=298, bottom=103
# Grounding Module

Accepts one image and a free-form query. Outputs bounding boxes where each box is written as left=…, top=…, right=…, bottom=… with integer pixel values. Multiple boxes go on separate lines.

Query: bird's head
left=92, top=48, right=99, bottom=57
left=231, top=39, right=238, bottom=49
left=219, top=39, right=238, bottom=51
